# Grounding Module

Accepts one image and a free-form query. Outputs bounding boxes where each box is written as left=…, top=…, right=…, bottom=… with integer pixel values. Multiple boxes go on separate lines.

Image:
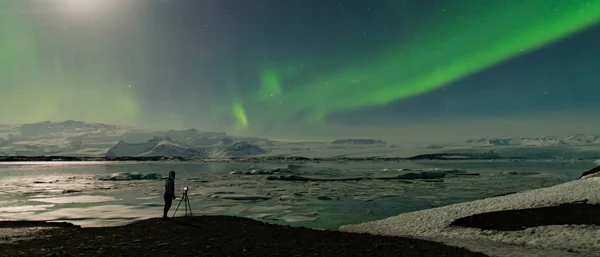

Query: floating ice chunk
left=0, top=204, right=55, bottom=213
left=278, top=213, right=319, bottom=222
left=28, top=195, right=117, bottom=204
left=266, top=175, right=365, bottom=181
left=380, top=168, right=410, bottom=172
left=229, top=167, right=289, bottom=175
left=502, top=171, right=540, bottom=175
left=380, top=168, right=465, bottom=175
left=393, top=171, right=445, bottom=179
left=95, top=172, right=163, bottom=181
left=210, top=194, right=271, bottom=201
left=266, top=170, right=446, bottom=181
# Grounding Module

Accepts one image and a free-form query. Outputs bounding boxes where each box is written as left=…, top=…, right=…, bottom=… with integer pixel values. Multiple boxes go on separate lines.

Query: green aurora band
left=0, top=1, right=141, bottom=125
left=230, top=0, right=600, bottom=130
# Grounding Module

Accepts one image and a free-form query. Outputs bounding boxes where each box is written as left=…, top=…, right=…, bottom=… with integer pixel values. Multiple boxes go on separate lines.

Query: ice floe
left=95, top=172, right=163, bottom=181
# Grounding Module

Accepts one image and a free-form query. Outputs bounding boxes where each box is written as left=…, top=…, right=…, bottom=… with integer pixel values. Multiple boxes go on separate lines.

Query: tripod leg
left=186, top=196, right=193, bottom=216
left=172, top=194, right=184, bottom=218
left=184, top=195, right=188, bottom=217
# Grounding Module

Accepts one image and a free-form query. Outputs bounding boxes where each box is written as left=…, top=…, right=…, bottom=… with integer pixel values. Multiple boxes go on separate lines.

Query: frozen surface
left=339, top=177, right=600, bottom=257
left=0, top=161, right=587, bottom=229
left=29, top=195, right=118, bottom=204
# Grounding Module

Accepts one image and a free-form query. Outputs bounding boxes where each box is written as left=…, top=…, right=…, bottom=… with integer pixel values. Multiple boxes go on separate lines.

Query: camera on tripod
left=173, top=185, right=193, bottom=217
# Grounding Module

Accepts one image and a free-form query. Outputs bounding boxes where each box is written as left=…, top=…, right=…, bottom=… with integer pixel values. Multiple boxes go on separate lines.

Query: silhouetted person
left=163, top=170, right=176, bottom=219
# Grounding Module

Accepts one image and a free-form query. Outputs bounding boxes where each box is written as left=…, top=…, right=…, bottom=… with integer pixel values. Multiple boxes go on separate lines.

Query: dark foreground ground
left=1, top=215, right=488, bottom=257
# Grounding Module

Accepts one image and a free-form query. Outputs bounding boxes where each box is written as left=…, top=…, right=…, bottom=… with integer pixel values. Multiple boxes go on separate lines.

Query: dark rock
left=580, top=165, right=600, bottom=179
left=451, top=202, right=600, bottom=231
left=62, top=190, right=82, bottom=194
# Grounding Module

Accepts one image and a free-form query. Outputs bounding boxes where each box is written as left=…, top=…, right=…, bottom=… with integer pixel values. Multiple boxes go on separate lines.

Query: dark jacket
left=164, top=178, right=175, bottom=197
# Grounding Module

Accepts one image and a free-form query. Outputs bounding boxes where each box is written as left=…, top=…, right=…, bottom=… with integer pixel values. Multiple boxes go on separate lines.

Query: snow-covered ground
left=339, top=175, right=600, bottom=257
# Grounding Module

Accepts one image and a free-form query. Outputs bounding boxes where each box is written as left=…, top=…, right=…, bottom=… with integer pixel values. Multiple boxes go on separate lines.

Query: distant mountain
left=210, top=138, right=268, bottom=158
left=3, top=120, right=600, bottom=158
left=105, top=136, right=267, bottom=158
left=105, top=136, right=207, bottom=158
left=18, top=120, right=115, bottom=138
left=0, top=120, right=271, bottom=157
left=466, top=135, right=600, bottom=147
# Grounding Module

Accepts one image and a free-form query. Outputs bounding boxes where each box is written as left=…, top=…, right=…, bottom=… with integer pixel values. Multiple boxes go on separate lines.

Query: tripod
left=172, top=188, right=193, bottom=218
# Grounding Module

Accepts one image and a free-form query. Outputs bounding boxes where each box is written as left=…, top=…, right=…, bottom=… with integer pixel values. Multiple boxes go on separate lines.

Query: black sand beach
left=1, top=216, right=488, bottom=257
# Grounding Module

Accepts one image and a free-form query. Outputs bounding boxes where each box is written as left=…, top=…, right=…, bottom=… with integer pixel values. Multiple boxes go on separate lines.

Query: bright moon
left=66, top=0, right=109, bottom=14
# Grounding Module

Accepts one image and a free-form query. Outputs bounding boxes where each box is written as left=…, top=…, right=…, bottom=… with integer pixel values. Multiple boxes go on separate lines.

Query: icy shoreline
left=339, top=171, right=600, bottom=257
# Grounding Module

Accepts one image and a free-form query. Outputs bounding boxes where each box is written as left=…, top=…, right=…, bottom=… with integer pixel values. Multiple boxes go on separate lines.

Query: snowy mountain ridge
left=466, top=134, right=600, bottom=147
left=0, top=121, right=270, bottom=157
left=2, top=120, right=600, bottom=158
left=105, top=136, right=268, bottom=158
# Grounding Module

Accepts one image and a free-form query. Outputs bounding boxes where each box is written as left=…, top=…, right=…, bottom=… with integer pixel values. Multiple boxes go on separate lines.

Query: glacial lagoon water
left=0, top=161, right=590, bottom=228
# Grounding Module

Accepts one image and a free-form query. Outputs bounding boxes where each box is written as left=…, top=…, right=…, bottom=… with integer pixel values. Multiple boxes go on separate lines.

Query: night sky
left=2, top=0, right=600, bottom=142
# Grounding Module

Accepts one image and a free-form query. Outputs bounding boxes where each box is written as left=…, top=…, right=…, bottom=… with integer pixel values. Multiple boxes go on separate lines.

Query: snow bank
left=339, top=177, right=600, bottom=257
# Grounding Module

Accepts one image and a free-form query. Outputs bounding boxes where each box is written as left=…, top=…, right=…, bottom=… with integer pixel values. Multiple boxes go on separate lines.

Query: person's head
left=168, top=170, right=176, bottom=179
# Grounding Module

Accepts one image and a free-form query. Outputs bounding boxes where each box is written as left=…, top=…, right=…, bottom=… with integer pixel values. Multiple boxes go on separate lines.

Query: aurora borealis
left=2, top=0, right=600, bottom=139
left=1, top=0, right=142, bottom=125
